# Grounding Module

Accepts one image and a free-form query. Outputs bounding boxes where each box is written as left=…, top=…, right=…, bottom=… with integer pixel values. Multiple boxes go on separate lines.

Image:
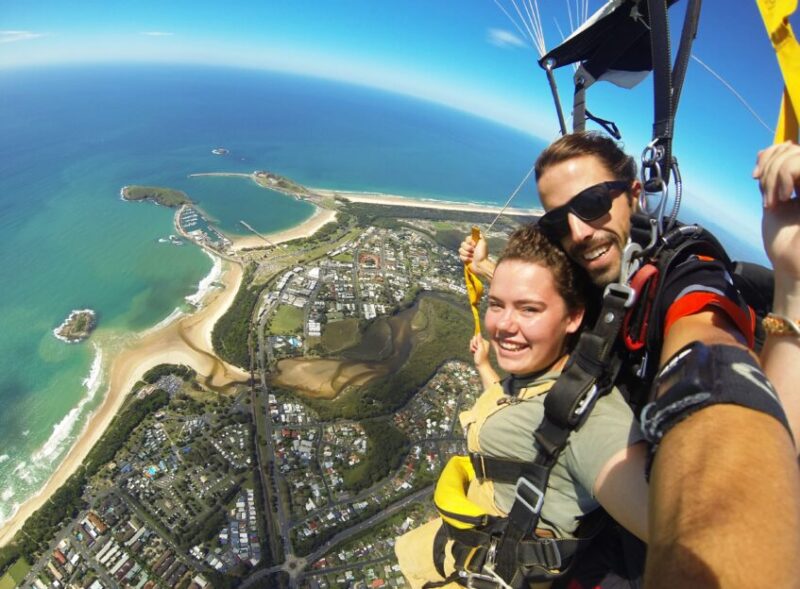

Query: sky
left=1, top=0, right=797, bottom=255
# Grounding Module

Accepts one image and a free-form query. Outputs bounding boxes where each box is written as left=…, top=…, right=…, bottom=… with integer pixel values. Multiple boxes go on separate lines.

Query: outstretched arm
left=643, top=144, right=800, bottom=588
left=755, top=141, right=800, bottom=442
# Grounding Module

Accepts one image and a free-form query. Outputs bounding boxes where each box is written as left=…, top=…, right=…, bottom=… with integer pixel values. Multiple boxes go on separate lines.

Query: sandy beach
left=0, top=260, right=248, bottom=548
left=0, top=180, right=533, bottom=547
left=312, top=188, right=543, bottom=217
left=232, top=206, right=338, bottom=250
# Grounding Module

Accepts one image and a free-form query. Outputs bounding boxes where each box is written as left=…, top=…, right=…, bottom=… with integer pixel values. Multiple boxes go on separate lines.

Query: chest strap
left=438, top=519, right=586, bottom=580
left=491, top=285, right=630, bottom=586
left=469, top=453, right=548, bottom=485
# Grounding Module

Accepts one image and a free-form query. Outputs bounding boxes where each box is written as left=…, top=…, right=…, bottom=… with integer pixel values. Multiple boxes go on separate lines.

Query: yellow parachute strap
left=464, top=226, right=484, bottom=336
left=757, top=0, right=800, bottom=143
left=433, top=455, right=489, bottom=530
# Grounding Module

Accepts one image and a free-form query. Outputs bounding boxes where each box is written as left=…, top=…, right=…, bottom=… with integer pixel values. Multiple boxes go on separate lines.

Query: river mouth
left=269, top=295, right=428, bottom=399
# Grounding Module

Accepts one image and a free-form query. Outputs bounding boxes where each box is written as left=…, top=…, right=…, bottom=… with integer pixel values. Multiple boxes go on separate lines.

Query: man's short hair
left=534, top=131, right=637, bottom=184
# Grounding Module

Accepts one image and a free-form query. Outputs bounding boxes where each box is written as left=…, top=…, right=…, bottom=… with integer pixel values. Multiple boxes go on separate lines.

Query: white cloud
left=140, top=31, right=174, bottom=37
left=0, top=30, right=46, bottom=44
left=487, top=28, right=527, bottom=49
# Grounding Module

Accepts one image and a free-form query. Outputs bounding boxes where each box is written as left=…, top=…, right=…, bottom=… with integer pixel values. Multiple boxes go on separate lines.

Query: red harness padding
left=623, top=263, right=660, bottom=351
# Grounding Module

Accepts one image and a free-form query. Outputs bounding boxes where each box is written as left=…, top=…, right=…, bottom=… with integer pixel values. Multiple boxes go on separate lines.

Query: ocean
left=0, top=64, right=545, bottom=524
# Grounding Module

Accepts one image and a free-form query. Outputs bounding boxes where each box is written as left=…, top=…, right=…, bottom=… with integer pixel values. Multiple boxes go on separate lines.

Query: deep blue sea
left=0, top=64, right=545, bottom=524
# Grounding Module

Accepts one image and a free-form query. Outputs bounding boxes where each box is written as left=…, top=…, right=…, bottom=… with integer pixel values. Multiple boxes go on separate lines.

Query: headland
left=121, top=185, right=192, bottom=207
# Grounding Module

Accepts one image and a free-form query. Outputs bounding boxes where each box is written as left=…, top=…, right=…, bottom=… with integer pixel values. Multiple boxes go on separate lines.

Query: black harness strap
left=644, top=0, right=702, bottom=189
left=469, top=453, right=549, bottom=485
left=489, top=287, right=630, bottom=585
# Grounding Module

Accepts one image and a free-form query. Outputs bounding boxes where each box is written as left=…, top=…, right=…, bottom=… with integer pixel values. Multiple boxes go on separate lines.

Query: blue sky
left=1, top=0, right=796, bottom=254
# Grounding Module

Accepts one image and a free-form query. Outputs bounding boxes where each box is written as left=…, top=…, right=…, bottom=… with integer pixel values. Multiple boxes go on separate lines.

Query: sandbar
left=0, top=261, right=248, bottom=548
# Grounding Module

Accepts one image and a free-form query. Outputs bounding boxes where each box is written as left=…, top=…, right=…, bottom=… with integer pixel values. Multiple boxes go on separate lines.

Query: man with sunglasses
left=459, top=132, right=799, bottom=587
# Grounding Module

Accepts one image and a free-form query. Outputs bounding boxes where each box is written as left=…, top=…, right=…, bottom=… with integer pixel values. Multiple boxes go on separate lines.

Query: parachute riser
left=543, top=59, right=568, bottom=136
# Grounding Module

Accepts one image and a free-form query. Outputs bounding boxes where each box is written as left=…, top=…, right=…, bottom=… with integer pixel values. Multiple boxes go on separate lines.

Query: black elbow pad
left=640, top=342, right=792, bottom=455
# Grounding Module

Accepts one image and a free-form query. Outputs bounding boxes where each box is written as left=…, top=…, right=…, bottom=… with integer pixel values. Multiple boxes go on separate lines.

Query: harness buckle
left=573, top=385, right=599, bottom=418
left=464, top=568, right=511, bottom=589
left=603, top=240, right=643, bottom=308
left=619, top=240, right=643, bottom=285
left=603, top=282, right=636, bottom=308
left=534, top=537, right=563, bottom=571
left=479, top=564, right=514, bottom=589
left=514, top=476, right=545, bottom=516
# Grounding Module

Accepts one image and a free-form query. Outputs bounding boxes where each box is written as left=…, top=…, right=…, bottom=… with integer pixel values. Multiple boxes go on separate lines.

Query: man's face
left=537, top=155, right=638, bottom=287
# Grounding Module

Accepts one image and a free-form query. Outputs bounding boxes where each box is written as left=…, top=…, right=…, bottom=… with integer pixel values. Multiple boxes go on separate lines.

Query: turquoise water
left=0, top=64, right=545, bottom=523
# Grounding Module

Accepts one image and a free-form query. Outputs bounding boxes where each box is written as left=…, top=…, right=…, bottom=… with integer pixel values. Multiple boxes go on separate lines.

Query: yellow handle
left=464, top=226, right=484, bottom=336
left=756, top=0, right=800, bottom=143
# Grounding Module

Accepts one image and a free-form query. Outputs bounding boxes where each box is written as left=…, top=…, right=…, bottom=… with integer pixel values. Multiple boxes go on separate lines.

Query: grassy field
left=0, top=559, right=30, bottom=589
left=185, top=387, right=224, bottom=405
left=320, top=318, right=361, bottom=353
left=268, top=305, right=304, bottom=335
left=331, top=252, right=354, bottom=263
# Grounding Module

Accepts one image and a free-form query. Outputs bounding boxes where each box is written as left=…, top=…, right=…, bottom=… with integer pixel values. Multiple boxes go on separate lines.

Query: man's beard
left=568, top=234, right=623, bottom=287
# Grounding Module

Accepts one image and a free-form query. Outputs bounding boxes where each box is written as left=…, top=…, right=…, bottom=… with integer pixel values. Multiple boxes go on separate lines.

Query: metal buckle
left=573, top=385, right=598, bottom=417
left=619, top=240, right=642, bottom=284
left=462, top=538, right=509, bottom=588
left=514, top=477, right=544, bottom=516
left=480, top=565, right=514, bottom=589
left=534, top=537, right=563, bottom=571
left=602, top=240, right=643, bottom=308
left=603, top=282, right=636, bottom=309
left=464, top=569, right=509, bottom=589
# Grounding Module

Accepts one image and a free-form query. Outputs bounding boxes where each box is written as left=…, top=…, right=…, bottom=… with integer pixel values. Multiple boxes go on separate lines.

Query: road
left=242, top=486, right=432, bottom=588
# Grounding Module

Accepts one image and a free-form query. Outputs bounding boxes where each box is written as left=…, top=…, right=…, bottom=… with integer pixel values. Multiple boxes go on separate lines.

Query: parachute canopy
left=539, top=0, right=679, bottom=90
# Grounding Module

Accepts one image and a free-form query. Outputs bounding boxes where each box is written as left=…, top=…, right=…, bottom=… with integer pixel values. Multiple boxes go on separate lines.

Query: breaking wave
left=31, top=344, right=103, bottom=465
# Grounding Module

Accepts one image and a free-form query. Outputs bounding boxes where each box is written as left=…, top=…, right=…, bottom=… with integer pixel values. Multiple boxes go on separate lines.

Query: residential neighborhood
left=6, top=203, right=516, bottom=589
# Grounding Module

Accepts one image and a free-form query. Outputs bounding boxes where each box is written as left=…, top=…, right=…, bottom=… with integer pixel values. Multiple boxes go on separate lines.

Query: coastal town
left=1, top=171, right=533, bottom=589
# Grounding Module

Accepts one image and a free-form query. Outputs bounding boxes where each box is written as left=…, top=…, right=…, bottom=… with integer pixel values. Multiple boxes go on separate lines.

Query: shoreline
left=0, top=259, right=248, bottom=548
left=0, top=180, right=531, bottom=547
left=231, top=206, right=338, bottom=250
left=311, top=187, right=543, bottom=217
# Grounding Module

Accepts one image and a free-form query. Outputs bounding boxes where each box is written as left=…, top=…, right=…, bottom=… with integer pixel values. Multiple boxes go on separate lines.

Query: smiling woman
left=396, top=225, right=649, bottom=588
left=484, top=243, right=584, bottom=376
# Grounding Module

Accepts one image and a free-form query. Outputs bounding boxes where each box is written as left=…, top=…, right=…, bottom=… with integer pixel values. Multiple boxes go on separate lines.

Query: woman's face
left=485, top=259, right=584, bottom=375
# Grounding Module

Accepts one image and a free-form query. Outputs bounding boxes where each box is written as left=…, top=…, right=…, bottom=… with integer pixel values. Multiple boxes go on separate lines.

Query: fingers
left=754, top=141, right=800, bottom=208
left=459, top=236, right=476, bottom=264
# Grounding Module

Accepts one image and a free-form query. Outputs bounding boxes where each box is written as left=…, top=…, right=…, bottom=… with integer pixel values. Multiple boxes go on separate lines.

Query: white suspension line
left=565, top=0, right=576, bottom=38
left=553, top=17, right=567, bottom=43
left=519, top=0, right=542, bottom=55
left=508, top=0, right=541, bottom=53
left=521, top=0, right=546, bottom=56
left=529, top=0, right=547, bottom=56
left=492, top=0, right=538, bottom=50
left=690, top=54, right=774, bottom=135
left=485, top=159, right=538, bottom=234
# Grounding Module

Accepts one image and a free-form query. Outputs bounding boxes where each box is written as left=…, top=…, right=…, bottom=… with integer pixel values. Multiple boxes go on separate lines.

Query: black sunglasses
left=538, top=180, right=630, bottom=240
